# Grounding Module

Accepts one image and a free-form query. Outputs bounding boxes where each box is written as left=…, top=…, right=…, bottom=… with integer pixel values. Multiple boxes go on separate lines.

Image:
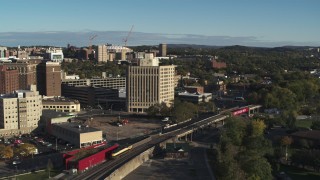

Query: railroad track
left=73, top=113, right=229, bottom=180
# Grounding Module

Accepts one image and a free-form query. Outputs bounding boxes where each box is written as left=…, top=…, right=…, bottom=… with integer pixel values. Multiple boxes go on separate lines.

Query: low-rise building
left=42, top=97, right=81, bottom=113
left=178, top=92, right=212, bottom=104
left=291, top=130, right=320, bottom=148
left=184, top=86, right=204, bottom=94
left=40, top=110, right=72, bottom=132
left=51, top=122, right=103, bottom=148
left=211, top=58, right=227, bottom=69
left=62, top=77, right=126, bottom=89
left=165, top=143, right=189, bottom=159
left=61, top=85, right=124, bottom=108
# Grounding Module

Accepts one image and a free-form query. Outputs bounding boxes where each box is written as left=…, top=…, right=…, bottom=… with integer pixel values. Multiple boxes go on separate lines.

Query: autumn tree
left=249, top=119, right=266, bottom=137
left=280, top=136, right=293, bottom=161
left=0, top=145, right=13, bottom=159
left=16, top=143, right=37, bottom=157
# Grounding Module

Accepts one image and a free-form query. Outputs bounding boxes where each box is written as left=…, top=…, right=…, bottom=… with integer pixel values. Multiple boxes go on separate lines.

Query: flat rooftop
left=43, top=97, right=80, bottom=104
left=42, top=110, right=71, bottom=119
left=178, top=92, right=212, bottom=97
left=52, top=122, right=101, bottom=134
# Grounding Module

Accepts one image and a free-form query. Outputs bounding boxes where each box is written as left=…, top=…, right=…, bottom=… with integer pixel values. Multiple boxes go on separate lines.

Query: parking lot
left=0, top=133, right=69, bottom=178
left=80, top=114, right=163, bottom=142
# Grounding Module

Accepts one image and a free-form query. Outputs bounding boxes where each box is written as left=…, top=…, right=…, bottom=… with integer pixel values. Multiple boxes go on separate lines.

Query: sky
left=0, top=0, right=319, bottom=47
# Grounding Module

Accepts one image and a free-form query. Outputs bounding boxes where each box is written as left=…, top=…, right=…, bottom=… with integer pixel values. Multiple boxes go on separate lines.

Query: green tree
left=224, top=117, right=247, bottom=146
left=242, top=136, right=273, bottom=157
left=311, top=121, right=320, bottom=130
left=172, top=101, right=197, bottom=123
left=146, top=103, right=161, bottom=117
left=240, top=154, right=273, bottom=180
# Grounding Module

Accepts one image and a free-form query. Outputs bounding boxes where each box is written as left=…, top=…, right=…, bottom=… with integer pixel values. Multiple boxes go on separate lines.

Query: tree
left=16, top=143, right=37, bottom=157
left=240, top=154, right=273, bottom=180
left=172, top=101, right=197, bottom=123
left=146, top=103, right=172, bottom=117
left=0, top=144, right=5, bottom=157
left=249, top=120, right=266, bottom=137
left=280, top=136, right=293, bottom=161
left=0, top=145, right=13, bottom=159
left=198, top=102, right=215, bottom=113
left=242, top=136, right=273, bottom=157
left=311, top=121, right=320, bottom=130
left=47, top=159, right=53, bottom=178
left=146, top=103, right=161, bottom=117
left=224, top=117, right=247, bottom=146
left=159, top=102, right=171, bottom=117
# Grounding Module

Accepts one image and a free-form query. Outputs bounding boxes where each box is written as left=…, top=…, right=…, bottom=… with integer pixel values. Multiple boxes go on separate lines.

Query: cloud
left=0, top=31, right=318, bottom=47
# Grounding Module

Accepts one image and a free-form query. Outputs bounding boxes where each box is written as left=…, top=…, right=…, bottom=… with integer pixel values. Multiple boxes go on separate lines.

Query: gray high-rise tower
left=159, top=43, right=167, bottom=57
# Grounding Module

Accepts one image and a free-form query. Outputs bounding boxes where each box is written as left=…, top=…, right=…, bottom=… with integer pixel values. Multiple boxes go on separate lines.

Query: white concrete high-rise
left=0, top=85, right=42, bottom=137
left=127, top=57, right=175, bottom=113
left=97, top=45, right=108, bottom=62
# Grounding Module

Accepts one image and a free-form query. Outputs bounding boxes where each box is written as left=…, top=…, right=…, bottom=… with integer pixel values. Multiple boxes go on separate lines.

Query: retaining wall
left=105, top=147, right=155, bottom=180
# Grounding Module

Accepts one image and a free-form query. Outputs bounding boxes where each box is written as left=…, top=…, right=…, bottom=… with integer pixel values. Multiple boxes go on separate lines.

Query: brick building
left=211, top=58, right=227, bottom=69
left=0, top=65, right=19, bottom=94
left=37, top=61, right=61, bottom=96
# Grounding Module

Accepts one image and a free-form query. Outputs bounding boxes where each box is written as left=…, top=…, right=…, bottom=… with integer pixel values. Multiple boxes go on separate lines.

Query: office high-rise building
left=97, top=45, right=108, bottom=62
left=37, top=61, right=61, bottom=96
left=126, top=58, right=175, bottom=113
left=0, top=65, right=19, bottom=94
left=159, top=43, right=167, bottom=57
left=0, top=85, right=42, bottom=136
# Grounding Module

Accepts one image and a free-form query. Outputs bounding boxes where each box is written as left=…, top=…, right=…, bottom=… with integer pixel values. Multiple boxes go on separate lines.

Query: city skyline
left=1, top=0, right=320, bottom=47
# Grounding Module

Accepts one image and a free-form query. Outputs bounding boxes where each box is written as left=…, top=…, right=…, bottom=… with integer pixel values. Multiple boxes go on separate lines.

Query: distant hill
left=167, top=44, right=223, bottom=49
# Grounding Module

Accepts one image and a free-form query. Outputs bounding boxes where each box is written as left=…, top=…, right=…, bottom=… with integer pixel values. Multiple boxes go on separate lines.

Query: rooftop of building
left=178, top=92, right=212, bottom=97
left=184, top=86, right=203, bottom=88
left=166, top=143, right=190, bottom=153
left=52, top=122, right=101, bottom=134
left=0, top=89, right=36, bottom=98
left=42, top=96, right=80, bottom=104
left=291, top=130, right=320, bottom=141
left=42, top=110, right=72, bottom=119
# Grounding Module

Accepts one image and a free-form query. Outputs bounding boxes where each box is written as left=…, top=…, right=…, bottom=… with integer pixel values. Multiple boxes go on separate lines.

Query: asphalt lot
left=78, top=114, right=163, bottom=142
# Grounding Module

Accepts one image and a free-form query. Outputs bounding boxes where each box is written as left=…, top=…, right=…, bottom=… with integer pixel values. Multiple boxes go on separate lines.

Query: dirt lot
left=82, top=115, right=163, bottom=141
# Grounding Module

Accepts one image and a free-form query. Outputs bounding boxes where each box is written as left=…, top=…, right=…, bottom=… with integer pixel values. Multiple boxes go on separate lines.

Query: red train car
left=232, top=107, right=249, bottom=116
left=63, top=142, right=119, bottom=171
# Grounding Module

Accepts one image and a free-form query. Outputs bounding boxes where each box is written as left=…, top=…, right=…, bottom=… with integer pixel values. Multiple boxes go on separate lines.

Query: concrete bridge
left=175, top=104, right=262, bottom=141
left=74, top=105, right=262, bottom=180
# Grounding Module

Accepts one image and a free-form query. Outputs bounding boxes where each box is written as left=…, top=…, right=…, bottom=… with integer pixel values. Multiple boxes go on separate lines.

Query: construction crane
left=123, top=25, right=134, bottom=46
left=89, top=34, right=97, bottom=51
